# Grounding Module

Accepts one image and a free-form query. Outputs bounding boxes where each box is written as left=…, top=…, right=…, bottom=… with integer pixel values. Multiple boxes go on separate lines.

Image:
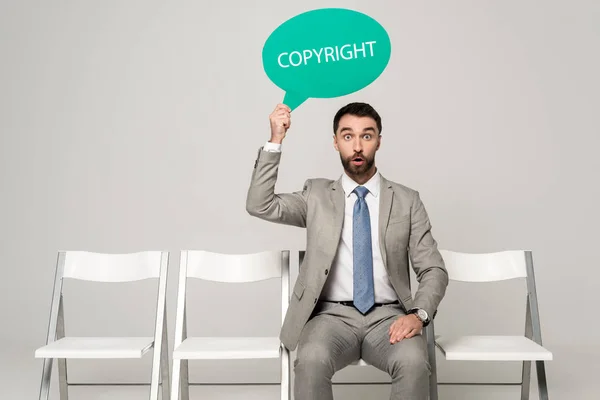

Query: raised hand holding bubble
left=269, top=104, right=291, bottom=144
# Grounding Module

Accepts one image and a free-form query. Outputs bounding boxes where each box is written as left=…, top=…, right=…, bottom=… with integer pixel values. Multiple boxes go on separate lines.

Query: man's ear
left=376, top=134, right=381, bottom=150
left=333, top=134, right=339, bottom=151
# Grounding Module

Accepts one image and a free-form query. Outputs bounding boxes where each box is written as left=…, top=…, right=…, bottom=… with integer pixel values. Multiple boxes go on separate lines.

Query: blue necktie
left=352, top=186, right=375, bottom=314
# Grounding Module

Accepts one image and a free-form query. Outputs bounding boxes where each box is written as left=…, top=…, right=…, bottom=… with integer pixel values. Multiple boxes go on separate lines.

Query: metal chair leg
left=425, top=323, right=438, bottom=400
left=536, top=361, right=549, bottom=400
left=181, top=360, right=190, bottom=400
left=171, top=359, right=182, bottom=400
left=171, top=309, right=187, bottom=400
left=57, top=297, right=68, bottom=400
left=151, top=254, right=169, bottom=400
left=58, top=358, right=68, bottom=400
left=39, top=358, right=53, bottom=400
left=280, top=344, right=291, bottom=400
left=150, top=351, right=160, bottom=400
left=521, top=360, right=532, bottom=400
left=180, top=307, right=190, bottom=400
left=40, top=253, right=66, bottom=400
left=524, top=252, right=550, bottom=400
left=160, top=321, right=171, bottom=399
left=521, top=296, right=533, bottom=400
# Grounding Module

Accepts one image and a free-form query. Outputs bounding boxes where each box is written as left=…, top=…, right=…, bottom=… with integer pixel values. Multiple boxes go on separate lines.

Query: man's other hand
left=388, top=314, right=423, bottom=344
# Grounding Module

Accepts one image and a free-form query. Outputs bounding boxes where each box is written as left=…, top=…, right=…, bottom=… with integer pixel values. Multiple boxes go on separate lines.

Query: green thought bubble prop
left=262, top=8, right=392, bottom=110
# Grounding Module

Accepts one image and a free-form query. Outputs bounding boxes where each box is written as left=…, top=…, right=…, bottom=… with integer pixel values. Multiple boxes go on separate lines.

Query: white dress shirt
left=262, top=141, right=398, bottom=303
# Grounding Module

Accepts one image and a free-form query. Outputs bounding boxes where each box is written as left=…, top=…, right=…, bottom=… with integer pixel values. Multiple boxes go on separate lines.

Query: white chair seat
left=436, top=335, right=553, bottom=361
left=35, top=337, right=154, bottom=359
left=173, top=337, right=282, bottom=360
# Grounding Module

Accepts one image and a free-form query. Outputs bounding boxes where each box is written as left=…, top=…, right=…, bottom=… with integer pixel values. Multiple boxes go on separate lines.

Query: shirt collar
left=341, top=170, right=380, bottom=198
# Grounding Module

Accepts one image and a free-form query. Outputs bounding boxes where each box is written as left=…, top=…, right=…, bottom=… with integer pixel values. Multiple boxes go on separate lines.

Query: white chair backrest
left=439, top=250, right=528, bottom=282
left=63, top=251, right=163, bottom=282
left=183, top=250, right=283, bottom=282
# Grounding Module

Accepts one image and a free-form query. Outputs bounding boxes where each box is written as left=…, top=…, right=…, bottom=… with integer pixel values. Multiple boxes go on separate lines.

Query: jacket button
left=324, top=269, right=329, bottom=275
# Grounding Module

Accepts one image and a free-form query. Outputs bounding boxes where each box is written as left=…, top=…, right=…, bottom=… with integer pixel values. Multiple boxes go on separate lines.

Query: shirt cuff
left=263, top=141, right=282, bottom=152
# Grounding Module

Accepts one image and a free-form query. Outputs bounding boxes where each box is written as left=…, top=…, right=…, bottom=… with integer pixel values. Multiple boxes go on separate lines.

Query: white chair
left=299, top=251, right=440, bottom=400
left=171, top=250, right=290, bottom=400
left=35, top=251, right=170, bottom=400
left=435, top=250, right=552, bottom=399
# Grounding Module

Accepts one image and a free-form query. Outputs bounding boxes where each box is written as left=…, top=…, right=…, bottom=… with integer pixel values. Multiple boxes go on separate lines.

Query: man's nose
left=353, top=138, right=363, bottom=153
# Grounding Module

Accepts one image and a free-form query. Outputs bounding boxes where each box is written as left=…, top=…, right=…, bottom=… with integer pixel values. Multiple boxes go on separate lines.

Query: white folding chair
left=299, top=251, right=440, bottom=400
left=435, top=250, right=552, bottom=399
left=171, top=250, right=290, bottom=400
left=35, top=251, right=170, bottom=400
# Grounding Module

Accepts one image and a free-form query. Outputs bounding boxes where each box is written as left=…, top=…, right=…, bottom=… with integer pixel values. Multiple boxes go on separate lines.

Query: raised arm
left=246, top=104, right=310, bottom=227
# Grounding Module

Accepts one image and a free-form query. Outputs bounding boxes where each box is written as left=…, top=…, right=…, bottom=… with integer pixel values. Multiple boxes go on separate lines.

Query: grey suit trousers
left=294, top=302, right=430, bottom=400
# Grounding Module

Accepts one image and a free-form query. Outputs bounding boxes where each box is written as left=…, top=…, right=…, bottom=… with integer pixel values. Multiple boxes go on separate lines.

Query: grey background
left=1, top=0, right=599, bottom=399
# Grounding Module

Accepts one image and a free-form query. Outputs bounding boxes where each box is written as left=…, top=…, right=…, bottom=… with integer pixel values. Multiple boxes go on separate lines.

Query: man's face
left=333, top=114, right=381, bottom=178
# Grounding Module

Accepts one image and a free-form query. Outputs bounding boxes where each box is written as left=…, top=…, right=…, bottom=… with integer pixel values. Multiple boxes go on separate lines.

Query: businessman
left=246, top=102, right=448, bottom=400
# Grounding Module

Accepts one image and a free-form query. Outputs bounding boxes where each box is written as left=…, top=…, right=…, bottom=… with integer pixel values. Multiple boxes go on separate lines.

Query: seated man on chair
left=246, top=102, right=448, bottom=400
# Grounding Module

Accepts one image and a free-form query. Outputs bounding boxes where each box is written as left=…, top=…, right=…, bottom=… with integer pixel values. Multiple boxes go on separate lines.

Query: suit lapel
left=329, top=179, right=345, bottom=253
left=378, top=175, right=393, bottom=267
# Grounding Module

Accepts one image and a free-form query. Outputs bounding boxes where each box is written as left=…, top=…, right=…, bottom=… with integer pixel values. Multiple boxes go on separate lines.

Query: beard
left=340, top=152, right=375, bottom=177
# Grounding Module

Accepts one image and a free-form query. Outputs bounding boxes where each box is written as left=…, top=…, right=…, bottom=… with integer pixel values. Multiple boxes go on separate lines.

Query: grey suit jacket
left=246, top=148, right=448, bottom=351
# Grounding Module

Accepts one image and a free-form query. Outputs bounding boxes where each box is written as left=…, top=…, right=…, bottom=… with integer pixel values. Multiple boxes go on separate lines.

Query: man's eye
left=364, top=134, right=371, bottom=140
left=344, top=135, right=351, bottom=140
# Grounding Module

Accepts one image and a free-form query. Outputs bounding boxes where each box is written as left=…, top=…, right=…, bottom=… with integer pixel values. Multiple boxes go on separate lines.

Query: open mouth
left=351, top=156, right=365, bottom=166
